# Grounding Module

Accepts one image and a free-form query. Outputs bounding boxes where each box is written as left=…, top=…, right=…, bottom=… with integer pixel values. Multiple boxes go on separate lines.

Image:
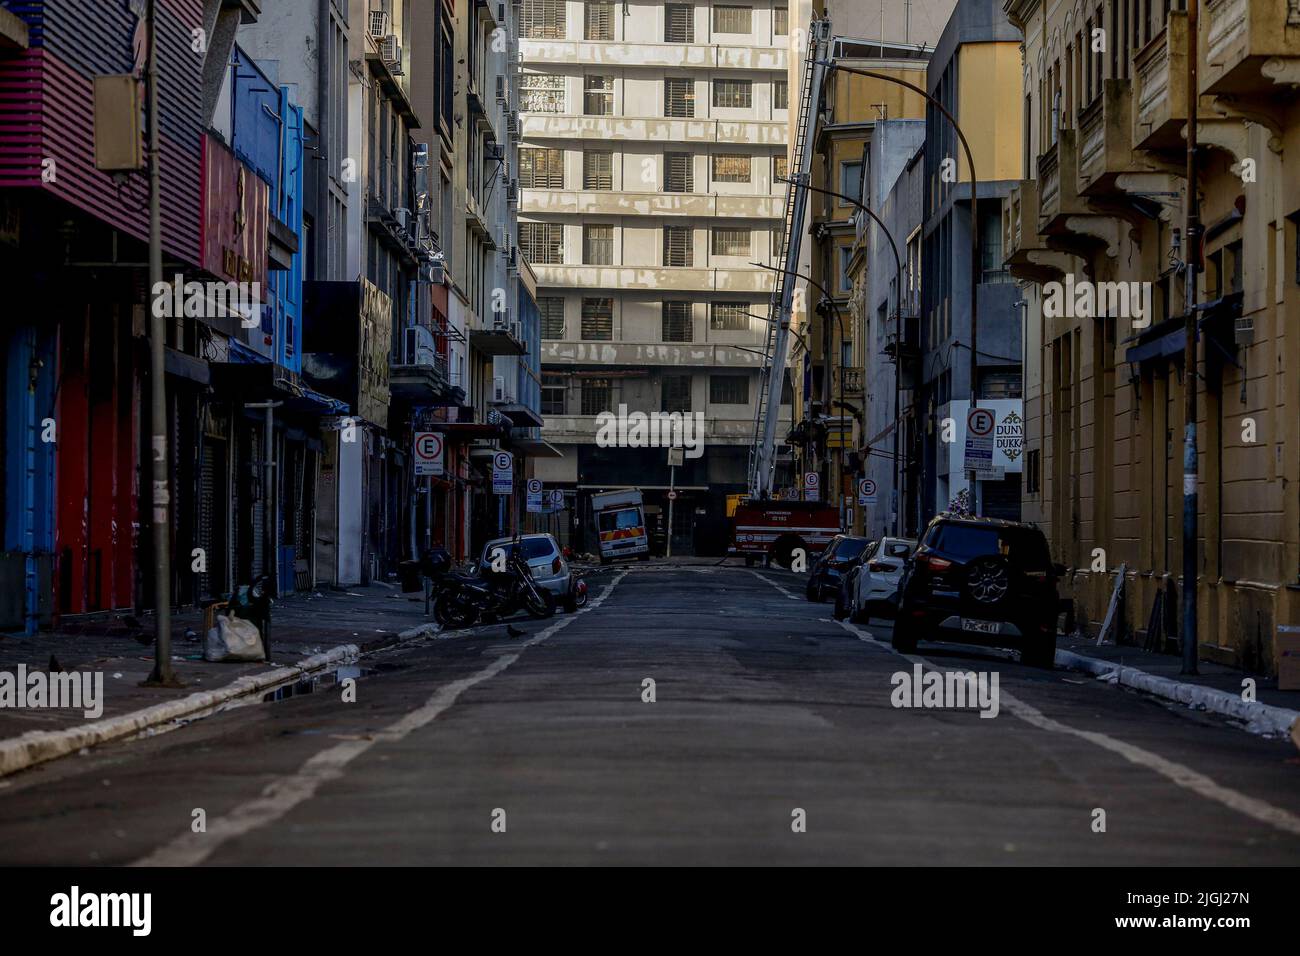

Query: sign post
left=962, top=406, right=995, bottom=490
left=493, top=450, right=514, bottom=536
left=526, top=478, right=543, bottom=516
left=666, top=447, right=684, bottom=559
left=803, top=471, right=820, bottom=502
left=858, top=477, right=877, bottom=507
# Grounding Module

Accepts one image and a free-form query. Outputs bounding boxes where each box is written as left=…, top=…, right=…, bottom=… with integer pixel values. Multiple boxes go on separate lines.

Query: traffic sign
left=858, top=477, right=877, bottom=506
left=549, top=489, right=565, bottom=509
left=667, top=489, right=678, bottom=501
left=963, top=406, right=995, bottom=473
left=526, top=478, right=543, bottom=513
left=803, top=471, right=820, bottom=501
left=492, top=450, right=514, bottom=495
left=413, top=432, right=444, bottom=477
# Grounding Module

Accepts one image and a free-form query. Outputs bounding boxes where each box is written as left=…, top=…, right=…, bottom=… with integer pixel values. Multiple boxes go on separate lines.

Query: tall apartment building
left=519, top=0, right=792, bottom=554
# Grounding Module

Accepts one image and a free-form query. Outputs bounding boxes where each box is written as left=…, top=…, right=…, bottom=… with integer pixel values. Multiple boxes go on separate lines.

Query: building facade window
left=584, top=224, right=614, bottom=265
left=665, top=3, right=695, bottom=42
left=710, top=301, right=749, bottom=329
left=661, top=374, right=692, bottom=412
left=539, top=297, right=566, bottom=339
left=665, top=152, right=694, bottom=192
left=773, top=79, right=788, bottom=110
left=712, top=4, right=752, bottom=33
left=520, top=73, right=565, bottom=113
left=583, top=150, right=613, bottom=190
left=520, top=221, right=564, bottom=263
left=774, top=155, right=787, bottom=181
left=665, top=77, right=695, bottom=117
left=521, top=0, right=567, bottom=39
left=581, top=377, right=612, bottom=415
left=839, top=161, right=863, bottom=204
left=712, top=78, right=752, bottom=109
left=584, top=75, right=614, bottom=115
left=541, top=373, right=567, bottom=414
left=663, top=226, right=693, bottom=266
left=662, top=301, right=692, bottom=341
left=711, top=227, right=750, bottom=257
left=584, top=0, right=614, bottom=40
left=773, top=5, right=788, bottom=34
left=520, top=147, right=564, bottom=188
left=712, top=153, right=751, bottom=183
left=709, top=374, right=749, bottom=404
left=581, top=297, right=614, bottom=339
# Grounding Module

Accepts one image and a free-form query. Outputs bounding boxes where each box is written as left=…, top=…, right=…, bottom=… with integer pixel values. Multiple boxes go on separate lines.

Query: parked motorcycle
left=423, top=545, right=556, bottom=629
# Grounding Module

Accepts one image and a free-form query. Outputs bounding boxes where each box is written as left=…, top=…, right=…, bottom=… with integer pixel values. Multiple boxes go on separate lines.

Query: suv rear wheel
left=891, top=621, right=918, bottom=654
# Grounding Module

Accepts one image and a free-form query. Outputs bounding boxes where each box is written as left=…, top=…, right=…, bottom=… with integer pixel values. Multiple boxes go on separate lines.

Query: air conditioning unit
left=380, top=34, right=400, bottom=65
left=368, top=9, right=390, bottom=38
left=485, top=142, right=504, bottom=162
left=507, top=110, right=519, bottom=132
left=497, top=2, right=506, bottom=26
left=393, top=207, right=410, bottom=230
left=403, top=325, right=437, bottom=366
left=507, top=179, right=518, bottom=204
left=493, top=375, right=507, bottom=402
left=495, top=75, right=507, bottom=103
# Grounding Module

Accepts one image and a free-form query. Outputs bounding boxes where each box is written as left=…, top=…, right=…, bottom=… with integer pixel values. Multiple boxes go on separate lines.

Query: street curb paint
left=0, top=643, right=364, bottom=779
left=1056, top=649, right=1300, bottom=742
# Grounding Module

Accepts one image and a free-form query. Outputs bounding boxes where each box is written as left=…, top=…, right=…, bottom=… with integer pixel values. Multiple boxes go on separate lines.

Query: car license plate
left=961, top=618, right=999, bottom=634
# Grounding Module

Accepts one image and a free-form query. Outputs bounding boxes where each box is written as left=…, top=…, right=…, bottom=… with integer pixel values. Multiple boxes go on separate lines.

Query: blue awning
left=1125, top=326, right=1185, bottom=364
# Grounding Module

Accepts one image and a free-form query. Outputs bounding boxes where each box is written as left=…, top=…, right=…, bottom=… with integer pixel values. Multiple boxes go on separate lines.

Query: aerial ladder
left=748, top=16, right=832, bottom=501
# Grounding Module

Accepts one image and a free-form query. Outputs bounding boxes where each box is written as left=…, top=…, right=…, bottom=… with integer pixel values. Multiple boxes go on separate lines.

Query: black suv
left=805, top=534, right=871, bottom=602
left=894, top=516, right=1064, bottom=668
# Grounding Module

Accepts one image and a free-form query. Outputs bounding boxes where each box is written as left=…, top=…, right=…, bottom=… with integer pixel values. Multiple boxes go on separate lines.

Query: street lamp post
left=1182, top=0, right=1202, bottom=675
left=818, top=60, right=983, bottom=503
left=782, top=175, right=908, bottom=536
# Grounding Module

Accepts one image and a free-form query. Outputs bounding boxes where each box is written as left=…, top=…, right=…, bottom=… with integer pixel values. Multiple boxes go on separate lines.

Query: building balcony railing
left=1077, top=78, right=1144, bottom=195
left=519, top=39, right=788, bottom=72
left=520, top=114, right=788, bottom=147
left=541, top=340, right=767, bottom=368
left=530, top=264, right=775, bottom=294
left=1036, top=128, right=1087, bottom=233
left=1004, top=179, right=1075, bottom=284
left=1133, top=11, right=1189, bottom=152
left=1200, top=0, right=1300, bottom=97
left=834, top=366, right=865, bottom=397
left=521, top=189, right=783, bottom=220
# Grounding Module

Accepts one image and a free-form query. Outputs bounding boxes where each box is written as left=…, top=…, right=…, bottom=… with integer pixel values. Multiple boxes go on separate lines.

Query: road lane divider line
left=132, top=570, right=629, bottom=867
left=746, top=569, right=801, bottom=600
left=830, top=617, right=1300, bottom=839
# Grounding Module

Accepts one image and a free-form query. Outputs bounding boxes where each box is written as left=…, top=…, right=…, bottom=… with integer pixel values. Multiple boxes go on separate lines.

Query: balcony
left=541, top=414, right=762, bottom=445
left=390, top=325, right=451, bottom=401
left=1077, top=79, right=1148, bottom=195
left=542, top=341, right=766, bottom=368
left=1004, top=180, right=1077, bottom=283
left=1201, top=0, right=1300, bottom=97
left=530, top=264, right=775, bottom=294
left=1133, top=11, right=1189, bottom=152
left=520, top=114, right=787, bottom=147
left=519, top=40, right=788, bottom=72
left=521, top=190, right=782, bottom=221
left=833, top=366, right=865, bottom=398
left=470, top=311, right=526, bottom=356
left=1036, top=129, right=1088, bottom=233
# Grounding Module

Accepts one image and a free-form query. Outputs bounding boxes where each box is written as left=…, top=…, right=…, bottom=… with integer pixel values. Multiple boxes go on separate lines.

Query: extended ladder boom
left=748, top=17, right=832, bottom=499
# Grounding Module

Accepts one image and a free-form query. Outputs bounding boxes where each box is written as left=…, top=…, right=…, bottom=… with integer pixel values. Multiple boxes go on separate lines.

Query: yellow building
left=1004, top=0, right=1300, bottom=673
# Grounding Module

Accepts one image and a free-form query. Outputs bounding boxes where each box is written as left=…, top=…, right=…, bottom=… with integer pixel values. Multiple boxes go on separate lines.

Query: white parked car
left=840, top=537, right=917, bottom=622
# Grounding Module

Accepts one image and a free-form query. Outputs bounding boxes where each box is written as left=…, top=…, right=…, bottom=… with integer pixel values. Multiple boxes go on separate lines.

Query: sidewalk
left=0, top=585, right=435, bottom=743
left=1057, top=635, right=1300, bottom=738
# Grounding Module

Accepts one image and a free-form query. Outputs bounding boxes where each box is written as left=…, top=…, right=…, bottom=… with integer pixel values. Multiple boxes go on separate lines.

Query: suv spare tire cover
left=964, top=554, right=1013, bottom=606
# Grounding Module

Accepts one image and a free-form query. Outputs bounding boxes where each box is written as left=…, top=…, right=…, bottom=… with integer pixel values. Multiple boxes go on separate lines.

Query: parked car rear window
left=833, top=538, right=869, bottom=560
left=483, top=537, right=557, bottom=562
left=930, top=523, right=1050, bottom=570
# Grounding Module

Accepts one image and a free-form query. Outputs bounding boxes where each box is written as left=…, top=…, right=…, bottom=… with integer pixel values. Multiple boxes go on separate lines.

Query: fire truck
left=730, top=498, right=841, bottom=567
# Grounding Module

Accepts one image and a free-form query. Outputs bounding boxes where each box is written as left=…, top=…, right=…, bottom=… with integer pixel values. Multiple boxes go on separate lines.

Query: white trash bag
left=204, top=614, right=266, bottom=662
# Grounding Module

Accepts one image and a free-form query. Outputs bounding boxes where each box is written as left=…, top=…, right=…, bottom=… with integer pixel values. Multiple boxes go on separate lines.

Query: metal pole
left=817, top=61, right=980, bottom=498
left=145, top=0, right=175, bottom=686
left=1182, top=0, right=1201, bottom=675
left=666, top=465, right=675, bottom=559
left=264, top=403, right=276, bottom=596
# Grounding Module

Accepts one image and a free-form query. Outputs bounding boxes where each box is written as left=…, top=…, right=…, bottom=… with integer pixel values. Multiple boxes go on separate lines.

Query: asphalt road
left=2, top=566, right=1298, bottom=865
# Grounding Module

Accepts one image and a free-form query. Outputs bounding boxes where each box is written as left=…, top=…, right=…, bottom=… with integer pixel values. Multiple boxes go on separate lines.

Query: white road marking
left=133, top=571, right=629, bottom=867
left=747, top=569, right=801, bottom=600
left=747, top=571, right=1300, bottom=839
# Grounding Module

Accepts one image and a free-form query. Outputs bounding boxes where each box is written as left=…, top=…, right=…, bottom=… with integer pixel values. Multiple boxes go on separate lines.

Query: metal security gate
left=197, top=437, right=229, bottom=602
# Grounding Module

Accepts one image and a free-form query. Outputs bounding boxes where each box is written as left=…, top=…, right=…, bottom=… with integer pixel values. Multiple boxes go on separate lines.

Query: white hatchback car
left=846, top=537, right=916, bottom=622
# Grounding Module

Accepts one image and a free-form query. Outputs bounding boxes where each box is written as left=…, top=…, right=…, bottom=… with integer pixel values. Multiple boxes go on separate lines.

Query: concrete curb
left=1056, top=648, right=1300, bottom=739
left=0, top=618, right=447, bottom=780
